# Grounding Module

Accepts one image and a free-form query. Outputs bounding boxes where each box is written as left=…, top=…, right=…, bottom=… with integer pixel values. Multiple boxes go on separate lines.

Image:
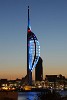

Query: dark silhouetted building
left=45, top=75, right=65, bottom=82
left=45, top=75, right=66, bottom=89
left=45, top=75, right=57, bottom=82
left=35, top=57, right=43, bottom=81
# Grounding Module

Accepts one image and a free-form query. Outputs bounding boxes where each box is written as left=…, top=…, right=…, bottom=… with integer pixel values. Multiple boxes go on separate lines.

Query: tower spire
left=28, top=6, right=31, bottom=31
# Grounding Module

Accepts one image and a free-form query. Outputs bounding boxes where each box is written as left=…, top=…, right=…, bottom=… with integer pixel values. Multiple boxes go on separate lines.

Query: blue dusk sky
left=0, top=0, right=67, bottom=79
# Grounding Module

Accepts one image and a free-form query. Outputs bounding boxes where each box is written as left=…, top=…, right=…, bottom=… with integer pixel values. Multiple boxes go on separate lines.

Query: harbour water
left=18, top=92, right=41, bottom=100
left=18, top=91, right=67, bottom=100
left=59, top=90, right=67, bottom=97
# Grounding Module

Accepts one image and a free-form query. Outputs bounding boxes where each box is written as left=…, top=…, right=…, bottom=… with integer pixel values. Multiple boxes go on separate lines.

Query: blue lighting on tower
left=28, top=32, right=40, bottom=72
left=27, top=6, right=40, bottom=85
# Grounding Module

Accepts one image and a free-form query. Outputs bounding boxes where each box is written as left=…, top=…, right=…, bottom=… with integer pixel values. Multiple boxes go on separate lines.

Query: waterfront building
left=45, top=75, right=66, bottom=90
left=27, top=6, right=40, bottom=85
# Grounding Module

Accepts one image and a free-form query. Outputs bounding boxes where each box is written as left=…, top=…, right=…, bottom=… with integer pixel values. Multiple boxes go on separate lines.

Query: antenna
left=28, top=6, right=31, bottom=31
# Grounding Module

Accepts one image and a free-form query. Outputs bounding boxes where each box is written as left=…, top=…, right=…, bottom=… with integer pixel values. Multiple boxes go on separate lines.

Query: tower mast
left=28, top=6, right=31, bottom=31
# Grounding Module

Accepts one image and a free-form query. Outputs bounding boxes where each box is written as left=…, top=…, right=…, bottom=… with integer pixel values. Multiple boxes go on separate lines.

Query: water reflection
left=18, top=92, right=41, bottom=100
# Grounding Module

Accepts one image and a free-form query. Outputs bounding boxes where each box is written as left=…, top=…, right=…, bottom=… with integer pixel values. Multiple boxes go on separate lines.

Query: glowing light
left=2, top=86, right=8, bottom=90
left=28, top=32, right=40, bottom=72
left=23, top=86, right=32, bottom=90
left=28, top=29, right=31, bottom=32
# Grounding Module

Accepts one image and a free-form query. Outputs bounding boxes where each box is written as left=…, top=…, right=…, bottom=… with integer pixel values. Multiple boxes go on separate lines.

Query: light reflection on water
left=18, top=92, right=41, bottom=100
left=18, top=91, right=67, bottom=100
left=58, top=90, right=67, bottom=97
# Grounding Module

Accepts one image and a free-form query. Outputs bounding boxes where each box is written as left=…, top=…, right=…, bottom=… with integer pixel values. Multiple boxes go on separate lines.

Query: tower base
left=27, top=70, right=32, bottom=86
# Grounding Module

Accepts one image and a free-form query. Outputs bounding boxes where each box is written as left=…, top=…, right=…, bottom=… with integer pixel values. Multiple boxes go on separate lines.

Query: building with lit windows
left=27, top=6, right=40, bottom=85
